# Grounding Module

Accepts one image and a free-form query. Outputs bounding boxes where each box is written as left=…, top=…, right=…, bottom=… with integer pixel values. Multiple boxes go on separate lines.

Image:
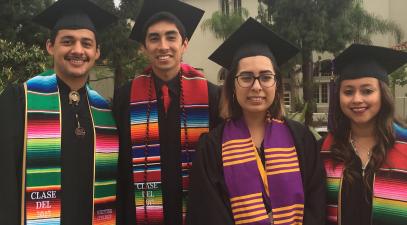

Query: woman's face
left=234, top=55, right=277, bottom=118
left=339, top=77, right=381, bottom=128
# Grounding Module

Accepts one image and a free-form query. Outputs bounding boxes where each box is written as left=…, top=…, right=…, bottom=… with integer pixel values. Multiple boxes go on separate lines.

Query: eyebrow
left=147, top=30, right=179, bottom=38
left=342, top=84, right=376, bottom=89
left=60, top=36, right=94, bottom=42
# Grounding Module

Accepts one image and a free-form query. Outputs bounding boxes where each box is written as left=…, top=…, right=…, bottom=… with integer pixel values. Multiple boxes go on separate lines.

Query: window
left=283, top=91, right=291, bottom=106
left=314, top=83, right=328, bottom=103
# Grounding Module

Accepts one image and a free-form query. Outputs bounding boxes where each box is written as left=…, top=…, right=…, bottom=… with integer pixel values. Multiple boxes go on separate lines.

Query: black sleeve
left=0, top=85, right=25, bottom=225
left=302, top=126, right=326, bottom=225
left=207, top=81, right=223, bottom=130
left=186, top=127, right=234, bottom=225
left=112, top=82, right=135, bottom=225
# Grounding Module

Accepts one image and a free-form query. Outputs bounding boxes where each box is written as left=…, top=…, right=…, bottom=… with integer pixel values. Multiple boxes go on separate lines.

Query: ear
left=46, top=39, right=54, bottom=56
left=95, top=45, right=101, bottom=60
left=181, top=38, right=189, bottom=52
left=140, top=44, right=147, bottom=55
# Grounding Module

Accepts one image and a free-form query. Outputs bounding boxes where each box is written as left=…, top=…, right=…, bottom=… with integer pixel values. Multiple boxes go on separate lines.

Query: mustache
left=65, top=55, right=89, bottom=61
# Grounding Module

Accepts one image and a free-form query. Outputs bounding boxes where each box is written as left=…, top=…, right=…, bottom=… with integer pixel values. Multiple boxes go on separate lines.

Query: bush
left=0, top=39, right=50, bottom=92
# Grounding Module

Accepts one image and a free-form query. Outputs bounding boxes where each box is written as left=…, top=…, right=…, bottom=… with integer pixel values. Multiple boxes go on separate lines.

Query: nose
left=71, top=41, right=84, bottom=54
left=352, top=91, right=363, bottom=103
left=251, top=78, right=262, bottom=91
left=158, top=38, right=169, bottom=50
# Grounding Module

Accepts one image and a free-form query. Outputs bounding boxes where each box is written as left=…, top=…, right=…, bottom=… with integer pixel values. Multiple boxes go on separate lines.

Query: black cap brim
left=334, top=44, right=407, bottom=82
left=209, top=17, right=299, bottom=69
left=33, top=0, right=117, bottom=32
left=129, top=0, right=204, bottom=42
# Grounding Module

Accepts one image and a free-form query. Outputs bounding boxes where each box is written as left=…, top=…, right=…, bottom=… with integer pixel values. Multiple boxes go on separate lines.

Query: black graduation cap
left=129, top=0, right=204, bottom=42
left=32, top=0, right=117, bottom=33
left=209, top=17, right=299, bottom=70
left=334, top=44, right=407, bottom=83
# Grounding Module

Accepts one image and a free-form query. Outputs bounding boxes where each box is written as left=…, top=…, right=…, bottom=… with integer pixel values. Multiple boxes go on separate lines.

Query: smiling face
left=339, top=77, right=382, bottom=128
left=234, top=55, right=277, bottom=118
left=142, top=20, right=188, bottom=80
left=46, top=29, right=100, bottom=82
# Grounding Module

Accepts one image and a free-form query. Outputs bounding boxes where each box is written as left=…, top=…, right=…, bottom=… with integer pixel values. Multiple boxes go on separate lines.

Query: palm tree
left=201, top=0, right=248, bottom=41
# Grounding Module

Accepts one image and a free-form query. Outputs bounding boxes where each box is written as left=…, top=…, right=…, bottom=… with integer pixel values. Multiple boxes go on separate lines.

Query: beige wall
left=183, top=0, right=258, bottom=84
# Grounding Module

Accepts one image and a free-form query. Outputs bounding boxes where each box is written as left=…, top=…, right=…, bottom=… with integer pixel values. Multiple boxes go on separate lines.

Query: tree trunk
left=113, top=56, right=125, bottom=88
left=302, top=50, right=314, bottom=126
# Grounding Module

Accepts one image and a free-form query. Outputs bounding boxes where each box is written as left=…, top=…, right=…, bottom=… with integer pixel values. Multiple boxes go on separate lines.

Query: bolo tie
left=69, top=90, right=86, bottom=137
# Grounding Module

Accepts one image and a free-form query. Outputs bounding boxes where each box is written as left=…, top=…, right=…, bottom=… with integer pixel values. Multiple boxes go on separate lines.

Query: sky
left=114, top=0, right=120, bottom=8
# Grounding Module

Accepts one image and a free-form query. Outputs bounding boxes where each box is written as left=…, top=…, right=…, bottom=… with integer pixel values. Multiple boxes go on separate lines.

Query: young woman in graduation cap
left=320, top=44, right=407, bottom=225
left=187, top=18, right=326, bottom=225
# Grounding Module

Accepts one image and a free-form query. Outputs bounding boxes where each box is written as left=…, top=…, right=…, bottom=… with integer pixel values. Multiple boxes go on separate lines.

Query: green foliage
left=0, top=39, right=50, bottom=92
left=0, top=0, right=52, bottom=47
left=201, top=8, right=249, bottom=40
left=347, top=1, right=403, bottom=45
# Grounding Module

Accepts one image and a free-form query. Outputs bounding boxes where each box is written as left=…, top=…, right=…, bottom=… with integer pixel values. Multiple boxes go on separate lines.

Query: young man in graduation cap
left=113, top=0, right=221, bottom=224
left=320, top=44, right=407, bottom=225
left=0, top=0, right=119, bottom=224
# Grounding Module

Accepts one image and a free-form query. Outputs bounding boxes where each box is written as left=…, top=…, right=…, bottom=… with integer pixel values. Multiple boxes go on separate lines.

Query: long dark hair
left=330, top=79, right=396, bottom=185
left=219, top=55, right=285, bottom=120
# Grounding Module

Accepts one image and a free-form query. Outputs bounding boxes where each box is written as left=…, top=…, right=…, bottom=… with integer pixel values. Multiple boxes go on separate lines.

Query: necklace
left=349, top=137, right=372, bottom=177
left=69, top=90, right=86, bottom=137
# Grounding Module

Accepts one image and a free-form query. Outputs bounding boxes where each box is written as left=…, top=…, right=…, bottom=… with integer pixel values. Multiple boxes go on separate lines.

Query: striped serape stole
left=87, top=87, right=119, bottom=224
left=320, top=134, right=343, bottom=225
left=321, top=132, right=407, bottom=225
left=23, top=74, right=118, bottom=225
left=372, top=141, right=407, bottom=225
left=130, top=65, right=209, bottom=224
left=222, top=118, right=304, bottom=225
left=179, top=63, right=209, bottom=221
left=130, top=75, right=163, bottom=224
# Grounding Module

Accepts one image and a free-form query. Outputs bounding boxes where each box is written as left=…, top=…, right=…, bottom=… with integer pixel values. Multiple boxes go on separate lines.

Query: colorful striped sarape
left=222, top=118, right=305, bottom=225
left=23, top=74, right=119, bottom=225
left=321, top=132, right=407, bottom=225
left=129, top=64, right=209, bottom=224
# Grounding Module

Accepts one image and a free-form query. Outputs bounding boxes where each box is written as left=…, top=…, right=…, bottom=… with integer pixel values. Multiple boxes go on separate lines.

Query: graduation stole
left=23, top=74, right=119, bottom=225
left=321, top=132, right=407, bottom=225
left=222, top=118, right=305, bottom=225
left=129, top=64, right=209, bottom=224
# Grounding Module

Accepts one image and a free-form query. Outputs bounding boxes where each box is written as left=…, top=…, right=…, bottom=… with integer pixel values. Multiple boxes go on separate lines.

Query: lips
left=157, top=55, right=171, bottom=61
left=350, top=106, right=368, bottom=113
left=65, top=55, right=88, bottom=66
left=247, top=96, right=266, bottom=103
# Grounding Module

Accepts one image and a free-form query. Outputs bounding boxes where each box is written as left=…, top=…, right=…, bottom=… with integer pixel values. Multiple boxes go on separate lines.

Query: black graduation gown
left=317, top=138, right=373, bottom=225
left=187, top=119, right=326, bottom=225
left=0, top=79, right=95, bottom=225
left=113, top=75, right=221, bottom=225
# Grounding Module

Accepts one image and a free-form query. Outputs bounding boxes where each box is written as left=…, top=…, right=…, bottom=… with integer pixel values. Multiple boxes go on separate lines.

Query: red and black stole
left=129, top=64, right=210, bottom=224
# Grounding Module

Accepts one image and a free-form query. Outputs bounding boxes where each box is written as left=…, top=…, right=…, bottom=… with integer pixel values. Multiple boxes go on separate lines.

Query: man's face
left=46, top=29, right=100, bottom=80
left=142, top=20, right=188, bottom=78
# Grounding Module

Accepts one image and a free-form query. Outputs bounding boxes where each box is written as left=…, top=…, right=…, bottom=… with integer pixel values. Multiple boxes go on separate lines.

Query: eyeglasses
left=235, top=72, right=276, bottom=88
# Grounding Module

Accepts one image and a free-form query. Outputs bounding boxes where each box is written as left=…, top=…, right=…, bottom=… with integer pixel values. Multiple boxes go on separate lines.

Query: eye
left=238, top=73, right=254, bottom=83
left=61, top=39, right=72, bottom=45
left=82, top=41, right=93, bottom=48
left=259, top=75, right=274, bottom=82
left=342, top=89, right=354, bottom=96
left=361, top=88, right=374, bottom=95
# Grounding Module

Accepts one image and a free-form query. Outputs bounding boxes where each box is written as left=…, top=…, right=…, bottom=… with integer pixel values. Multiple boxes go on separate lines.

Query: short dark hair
left=141, top=11, right=187, bottom=46
left=49, top=28, right=99, bottom=47
left=219, top=55, right=285, bottom=120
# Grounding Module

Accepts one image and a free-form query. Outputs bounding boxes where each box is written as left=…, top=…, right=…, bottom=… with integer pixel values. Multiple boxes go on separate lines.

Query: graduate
left=320, top=44, right=407, bottom=225
left=187, top=18, right=326, bottom=225
left=113, top=0, right=221, bottom=224
left=0, top=0, right=119, bottom=224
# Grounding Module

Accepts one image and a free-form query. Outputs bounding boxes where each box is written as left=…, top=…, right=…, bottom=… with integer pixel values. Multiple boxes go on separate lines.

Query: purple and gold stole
left=23, top=74, right=119, bottom=225
left=222, top=118, right=305, bottom=225
left=321, top=133, right=407, bottom=225
left=129, top=64, right=209, bottom=224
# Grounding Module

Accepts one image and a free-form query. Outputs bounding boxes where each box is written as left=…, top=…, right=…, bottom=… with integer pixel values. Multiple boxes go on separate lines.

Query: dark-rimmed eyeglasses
left=235, top=72, right=276, bottom=88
